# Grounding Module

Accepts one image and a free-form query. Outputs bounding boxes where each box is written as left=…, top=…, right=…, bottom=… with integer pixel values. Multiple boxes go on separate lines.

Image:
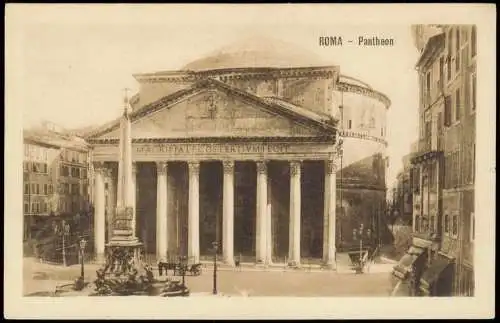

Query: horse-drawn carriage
left=158, top=261, right=202, bottom=277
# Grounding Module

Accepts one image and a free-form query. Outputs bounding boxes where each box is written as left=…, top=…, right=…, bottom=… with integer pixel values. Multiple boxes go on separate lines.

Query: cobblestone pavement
left=23, top=257, right=395, bottom=297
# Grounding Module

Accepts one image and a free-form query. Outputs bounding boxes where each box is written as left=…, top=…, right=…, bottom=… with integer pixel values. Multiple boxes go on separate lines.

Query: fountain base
left=93, top=238, right=155, bottom=296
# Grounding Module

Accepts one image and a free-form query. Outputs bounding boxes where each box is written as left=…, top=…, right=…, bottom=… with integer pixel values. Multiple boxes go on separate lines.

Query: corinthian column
left=156, top=162, right=168, bottom=262
left=188, top=161, right=200, bottom=264
left=256, top=161, right=268, bottom=264
left=93, top=162, right=106, bottom=263
left=289, top=161, right=301, bottom=266
left=323, top=159, right=337, bottom=269
left=132, top=162, right=137, bottom=239
left=105, top=168, right=115, bottom=243
left=222, top=160, right=235, bottom=266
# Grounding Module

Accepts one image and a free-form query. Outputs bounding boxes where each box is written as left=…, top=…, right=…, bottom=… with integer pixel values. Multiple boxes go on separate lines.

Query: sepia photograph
left=4, top=3, right=496, bottom=319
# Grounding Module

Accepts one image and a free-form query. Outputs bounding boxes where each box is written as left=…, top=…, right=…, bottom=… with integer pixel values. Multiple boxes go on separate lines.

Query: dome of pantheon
left=182, top=36, right=334, bottom=71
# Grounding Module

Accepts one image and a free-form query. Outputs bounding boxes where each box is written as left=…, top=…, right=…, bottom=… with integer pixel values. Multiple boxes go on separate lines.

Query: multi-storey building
left=23, top=123, right=92, bottom=240
left=392, top=25, right=476, bottom=297
left=391, top=152, right=414, bottom=226
left=23, top=137, right=59, bottom=240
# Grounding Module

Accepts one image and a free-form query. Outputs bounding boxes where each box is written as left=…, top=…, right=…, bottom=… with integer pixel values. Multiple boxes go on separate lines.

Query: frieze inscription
left=136, top=143, right=290, bottom=155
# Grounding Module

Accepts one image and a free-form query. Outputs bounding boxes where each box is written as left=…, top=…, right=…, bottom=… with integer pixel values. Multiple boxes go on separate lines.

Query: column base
left=156, top=254, right=168, bottom=264
left=187, top=255, right=200, bottom=265
left=321, top=261, right=337, bottom=270
left=254, top=262, right=268, bottom=269
left=96, top=253, right=106, bottom=264
left=224, top=258, right=235, bottom=267
left=256, top=258, right=266, bottom=265
left=287, top=260, right=301, bottom=269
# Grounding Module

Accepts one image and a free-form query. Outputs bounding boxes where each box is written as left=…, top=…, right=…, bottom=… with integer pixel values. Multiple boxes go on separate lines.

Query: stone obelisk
left=106, top=91, right=142, bottom=264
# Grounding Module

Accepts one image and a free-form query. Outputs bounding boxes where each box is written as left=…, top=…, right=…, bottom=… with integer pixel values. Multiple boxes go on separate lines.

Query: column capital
left=156, top=161, right=168, bottom=175
left=256, top=161, right=267, bottom=175
left=325, top=159, right=338, bottom=175
left=290, top=161, right=302, bottom=176
left=222, top=160, right=235, bottom=174
left=188, top=161, right=200, bottom=175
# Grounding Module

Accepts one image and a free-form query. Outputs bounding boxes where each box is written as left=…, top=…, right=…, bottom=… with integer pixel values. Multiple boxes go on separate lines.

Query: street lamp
left=353, top=223, right=369, bottom=273
left=180, top=255, right=187, bottom=287
left=79, top=238, right=88, bottom=279
left=212, top=241, right=219, bottom=295
left=359, top=224, right=364, bottom=263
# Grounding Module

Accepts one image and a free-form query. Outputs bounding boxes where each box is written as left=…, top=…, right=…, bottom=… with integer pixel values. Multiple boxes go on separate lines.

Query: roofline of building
left=23, top=130, right=90, bottom=151
left=87, top=78, right=338, bottom=139
left=415, top=33, right=445, bottom=70
left=132, top=65, right=340, bottom=82
left=23, top=136, right=61, bottom=149
left=337, top=81, right=392, bottom=108
left=338, top=74, right=373, bottom=89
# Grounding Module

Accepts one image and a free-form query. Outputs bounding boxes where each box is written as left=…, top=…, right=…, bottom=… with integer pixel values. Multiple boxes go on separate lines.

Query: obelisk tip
left=123, top=88, right=132, bottom=117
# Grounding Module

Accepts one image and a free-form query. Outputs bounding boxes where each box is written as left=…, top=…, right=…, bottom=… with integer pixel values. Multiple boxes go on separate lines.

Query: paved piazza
left=23, top=258, right=394, bottom=297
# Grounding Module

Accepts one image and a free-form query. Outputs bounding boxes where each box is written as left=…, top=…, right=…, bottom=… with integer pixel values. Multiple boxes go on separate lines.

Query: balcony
left=410, top=136, right=444, bottom=165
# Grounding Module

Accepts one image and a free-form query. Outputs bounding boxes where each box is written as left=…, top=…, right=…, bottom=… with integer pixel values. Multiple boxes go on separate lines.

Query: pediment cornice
left=133, top=66, right=338, bottom=84
left=87, top=78, right=338, bottom=140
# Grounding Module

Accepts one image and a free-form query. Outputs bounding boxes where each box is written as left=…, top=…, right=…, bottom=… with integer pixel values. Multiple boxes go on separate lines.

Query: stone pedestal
left=105, top=206, right=144, bottom=266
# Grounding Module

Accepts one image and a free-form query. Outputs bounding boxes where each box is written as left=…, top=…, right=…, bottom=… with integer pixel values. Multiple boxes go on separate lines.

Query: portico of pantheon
left=85, top=39, right=346, bottom=267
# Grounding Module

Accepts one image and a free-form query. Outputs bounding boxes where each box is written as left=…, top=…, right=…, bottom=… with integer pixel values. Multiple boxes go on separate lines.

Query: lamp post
left=180, top=255, right=187, bottom=287
left=353, top=223, right=371, bottom=273
left=79, top=238, right=87, bottom=279
left=359, top=224, right=364, bottom=263
left=212, top=241, right=218, bottom=295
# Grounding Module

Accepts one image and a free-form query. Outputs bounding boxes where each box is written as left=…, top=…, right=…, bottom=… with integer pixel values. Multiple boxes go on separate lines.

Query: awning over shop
left=412, top=237, right=433, bottom=249
left=419, top=255, right=453, bottom=292
left=392, top=246, right=426, bottom=280
left=407, top=246, right=426, bottom=255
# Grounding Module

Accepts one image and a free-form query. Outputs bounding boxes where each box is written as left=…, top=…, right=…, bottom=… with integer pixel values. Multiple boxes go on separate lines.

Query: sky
left=16, top=6, right=421, bottom=190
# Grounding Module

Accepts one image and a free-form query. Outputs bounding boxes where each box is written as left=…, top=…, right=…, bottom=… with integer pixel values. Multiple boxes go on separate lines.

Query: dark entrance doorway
left=234, top=161, right=257, bottom=262
left=199, top=161, right=223, bottom=259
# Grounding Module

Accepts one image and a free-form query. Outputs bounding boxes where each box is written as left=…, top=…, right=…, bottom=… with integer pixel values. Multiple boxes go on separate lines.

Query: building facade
left=393, top=24, right=476, bottom=296
left=333, top=75, right=391, bottom=250
left=23, top=124, right=91, bottom=240
left=84, top=39, right=391, bottom=266
left=391, top=153, right=414, bottom=227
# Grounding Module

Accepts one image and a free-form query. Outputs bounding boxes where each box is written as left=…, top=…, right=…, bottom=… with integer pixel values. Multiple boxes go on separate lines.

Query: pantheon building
left=84, top=38, right=391, bottom=266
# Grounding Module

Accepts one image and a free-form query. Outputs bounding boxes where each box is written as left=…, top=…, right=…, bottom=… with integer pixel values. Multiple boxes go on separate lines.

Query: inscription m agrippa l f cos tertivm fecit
left=136, top=143, right=291, bottom=155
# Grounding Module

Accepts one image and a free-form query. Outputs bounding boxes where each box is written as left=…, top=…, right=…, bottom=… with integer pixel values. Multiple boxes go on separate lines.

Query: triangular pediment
left=94, top=80, right=335, bottom=140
